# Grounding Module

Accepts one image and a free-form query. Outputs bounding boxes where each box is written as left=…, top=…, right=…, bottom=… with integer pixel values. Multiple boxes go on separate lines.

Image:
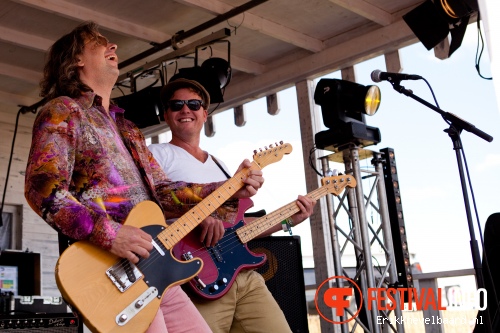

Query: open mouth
left=105, top=54, right=117, bottom=61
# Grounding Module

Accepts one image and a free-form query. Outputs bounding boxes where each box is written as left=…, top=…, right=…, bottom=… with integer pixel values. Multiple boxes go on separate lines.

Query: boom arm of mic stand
left=390, top=80, right=493, bottom=333
left=391, top=82, right=493, bottom=142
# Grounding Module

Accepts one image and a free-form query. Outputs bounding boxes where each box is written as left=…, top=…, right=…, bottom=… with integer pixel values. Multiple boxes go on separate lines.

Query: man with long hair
left=25, top=21, right=264, bottom=332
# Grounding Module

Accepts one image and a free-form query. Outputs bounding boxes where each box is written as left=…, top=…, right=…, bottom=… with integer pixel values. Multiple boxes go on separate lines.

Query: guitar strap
left=211, top=155, right=267, bottom=218
left=210, top=155, right=231, bottom=179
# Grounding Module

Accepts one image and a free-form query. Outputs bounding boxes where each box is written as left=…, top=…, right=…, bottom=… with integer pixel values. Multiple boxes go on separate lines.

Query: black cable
left=475, top=12, right=493, bottom=80
left=308, top=146, right=323, bottom=177
left=421, top=78, right=441, bottom=109
left=0, top=108, right=26, bottom=227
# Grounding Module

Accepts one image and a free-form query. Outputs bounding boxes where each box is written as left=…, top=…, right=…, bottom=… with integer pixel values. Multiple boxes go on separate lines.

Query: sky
left=152, top=22, right=499, bottom=293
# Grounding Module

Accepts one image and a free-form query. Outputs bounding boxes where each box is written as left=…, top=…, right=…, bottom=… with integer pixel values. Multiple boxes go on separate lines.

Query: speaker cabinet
left=248, top=236, right=309, bottom=333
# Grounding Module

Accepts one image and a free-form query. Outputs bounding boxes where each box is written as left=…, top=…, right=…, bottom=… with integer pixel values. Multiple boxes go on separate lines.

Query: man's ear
left=76, top=57, right=84, bottom=67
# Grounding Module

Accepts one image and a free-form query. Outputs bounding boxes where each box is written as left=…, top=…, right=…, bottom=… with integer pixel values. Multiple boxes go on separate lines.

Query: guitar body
left=173, top=198, right=266, bottom=300
left=55, top=201, right=203, bottom=333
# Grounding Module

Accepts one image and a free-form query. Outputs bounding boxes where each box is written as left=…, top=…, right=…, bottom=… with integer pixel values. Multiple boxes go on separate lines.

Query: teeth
left=180, top=119, right=192, bottom=123
left=105, top=55, right=115, bottom=60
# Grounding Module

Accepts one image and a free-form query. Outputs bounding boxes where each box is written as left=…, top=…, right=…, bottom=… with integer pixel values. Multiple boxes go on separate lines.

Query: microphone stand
left=390, top=80, right=494, bottom=333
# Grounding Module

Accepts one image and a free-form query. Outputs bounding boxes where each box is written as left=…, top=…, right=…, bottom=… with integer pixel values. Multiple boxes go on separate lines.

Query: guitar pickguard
left=174, top=220, right=266, bottom=299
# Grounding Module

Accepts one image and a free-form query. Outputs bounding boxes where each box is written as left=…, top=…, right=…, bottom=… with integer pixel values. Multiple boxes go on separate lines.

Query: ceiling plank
left=12, top=0, right=168, bottom=43
left=0, top=62, right=41, bottom=84
left=219, top=20, right=416, bottom=111
left=11, top=0, right=264, bottom=75
left=328, top=0, right=394, bottom=26
left=0, top=25, right=52, bottom=51
left=175, top=0, right=324, bottom=52
left=0, top=90, right=38, bottom=108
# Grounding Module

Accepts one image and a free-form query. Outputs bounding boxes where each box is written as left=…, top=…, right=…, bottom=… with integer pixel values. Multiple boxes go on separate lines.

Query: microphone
left=371, top=70, right=422, bottom=83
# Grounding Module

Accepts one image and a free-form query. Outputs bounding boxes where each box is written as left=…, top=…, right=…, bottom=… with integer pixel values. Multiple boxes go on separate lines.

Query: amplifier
left=0, top=313, right=81, bottom=332
left=13, top=296, right=69, bottom=314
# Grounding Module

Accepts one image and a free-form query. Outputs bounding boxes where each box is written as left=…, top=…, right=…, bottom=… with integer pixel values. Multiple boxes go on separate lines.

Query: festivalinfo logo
left=315, top=276, right=487, bottom=325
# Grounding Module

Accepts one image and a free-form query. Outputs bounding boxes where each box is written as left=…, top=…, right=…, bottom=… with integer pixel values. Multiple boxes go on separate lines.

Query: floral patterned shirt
left=24, top=92, right=237, bottom=250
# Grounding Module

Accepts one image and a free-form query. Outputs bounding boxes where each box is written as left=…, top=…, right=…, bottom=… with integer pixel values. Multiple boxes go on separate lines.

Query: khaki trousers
left=192, top=270, right=292, bottom=333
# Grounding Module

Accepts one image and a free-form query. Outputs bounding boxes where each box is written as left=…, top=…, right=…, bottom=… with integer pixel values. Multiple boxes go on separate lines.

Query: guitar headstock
left=252, top=141, right=293, bottom=169
left=321, top=175, right=357, bottom=196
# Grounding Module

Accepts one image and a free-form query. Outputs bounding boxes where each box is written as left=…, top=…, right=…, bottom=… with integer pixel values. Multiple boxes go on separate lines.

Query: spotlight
left=201, top=58, right=232, bottom=89
left=169, top=58, right=232, bottom=104
left=113, top=86, right=164, bottom=129
left=403, top=0, right=478, bottom=57
left=314, top=79, right=382, bottom=151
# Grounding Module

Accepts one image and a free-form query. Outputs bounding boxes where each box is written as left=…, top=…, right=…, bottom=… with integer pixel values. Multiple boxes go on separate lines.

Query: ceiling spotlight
left=202, top=58, right=232, bottom=89
left=403, top=0, right=478, bottom=57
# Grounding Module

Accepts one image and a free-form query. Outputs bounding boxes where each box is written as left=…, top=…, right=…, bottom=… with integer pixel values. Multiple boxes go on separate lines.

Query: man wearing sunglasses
left=149, top=78, right=316, bottom=333
left=25, top=22, right=264, bottom=333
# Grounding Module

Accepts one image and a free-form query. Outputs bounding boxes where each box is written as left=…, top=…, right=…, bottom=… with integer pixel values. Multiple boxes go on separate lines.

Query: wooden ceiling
left=0, top=0, right=423, bottom=133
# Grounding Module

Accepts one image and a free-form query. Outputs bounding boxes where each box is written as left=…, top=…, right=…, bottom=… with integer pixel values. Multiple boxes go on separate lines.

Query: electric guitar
left=55, top=142, right=292, bottom=333
left=173, top=174, right=356, bottom=300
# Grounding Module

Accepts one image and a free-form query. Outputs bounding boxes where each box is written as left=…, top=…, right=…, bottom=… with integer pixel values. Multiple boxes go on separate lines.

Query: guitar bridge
left=106, top=259, right=143, bottom=292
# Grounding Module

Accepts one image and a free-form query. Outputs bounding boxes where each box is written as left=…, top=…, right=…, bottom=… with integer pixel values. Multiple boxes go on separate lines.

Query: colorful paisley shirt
left=24, top=92, right=238, bottom=250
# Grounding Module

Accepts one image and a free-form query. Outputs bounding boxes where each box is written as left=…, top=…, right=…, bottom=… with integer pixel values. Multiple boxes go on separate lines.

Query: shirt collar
left=75, top=91, right=125, bottom=117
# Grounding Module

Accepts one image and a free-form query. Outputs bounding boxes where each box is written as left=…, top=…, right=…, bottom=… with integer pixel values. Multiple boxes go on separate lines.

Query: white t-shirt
left=148, top=142, right=231, bottom=183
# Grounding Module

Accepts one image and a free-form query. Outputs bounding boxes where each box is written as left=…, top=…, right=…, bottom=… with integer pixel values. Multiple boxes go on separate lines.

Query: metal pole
left=373, top=152, right=405, bottom=333
left=348, top=146, right=381, bottom=333
left=320, top=156, right=348, bottom=333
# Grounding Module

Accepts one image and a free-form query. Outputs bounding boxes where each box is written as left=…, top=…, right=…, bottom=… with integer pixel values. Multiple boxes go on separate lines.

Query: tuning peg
left=279, top=140, right=283, bottom=145
left=253, top=150, right=258, bottom=155
left=269, top=143, right=274, bottom=148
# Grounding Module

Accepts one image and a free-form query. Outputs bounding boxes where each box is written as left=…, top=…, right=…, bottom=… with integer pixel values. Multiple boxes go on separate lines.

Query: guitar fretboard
left=157, top=143, right=292, bottom=249
left=236, top=175, right=355, bottom=243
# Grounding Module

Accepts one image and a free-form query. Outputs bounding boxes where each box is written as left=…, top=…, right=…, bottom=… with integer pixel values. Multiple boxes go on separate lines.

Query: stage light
left=314, top=79, right=382, bottom=151
left=403, top=0, right=478, bottom=57
left=201, top=58, right=232, bottom=89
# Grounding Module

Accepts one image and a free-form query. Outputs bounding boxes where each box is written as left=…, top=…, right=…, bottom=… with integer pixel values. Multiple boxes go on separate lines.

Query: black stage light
left=113, top=86, right=164, bottom=129
left=314, top=79, right=382, bottom=151
left=201, top=57, right=232, bottom=89
left=170, top=58, right=232, bottom=104
left=403, top=0, right=478, bottom=57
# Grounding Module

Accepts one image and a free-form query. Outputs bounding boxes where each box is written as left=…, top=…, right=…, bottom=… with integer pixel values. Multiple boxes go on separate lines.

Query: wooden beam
left=433, top=38, right=450, bottom=60
left=295, top=79, right=337, bottom=333
left=10, top=0, right=264, bottom=75
left=175, top=0, right=324, bottom=52
left=328, top=0, right=394, bottom=26
left=218, top=20, right=417, bottom=111
left=12, top=0, right=168, bottom=43
left=0, top=62, right=41, bottom=85
left=234, top=105, right=246, bottom=127
left=341, top=66, right=356, bottom=82
left=0, top=25, right=53, bottom=51
left=384, top=50, right=402, bottom=73
left=204, top=116, right=215, bottom=137
left=266, top=94, right=280, bottom=115
left=0, top=90, right=39, bottom=108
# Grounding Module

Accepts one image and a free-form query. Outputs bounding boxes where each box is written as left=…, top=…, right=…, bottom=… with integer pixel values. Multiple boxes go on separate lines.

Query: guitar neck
left=158, top=162, right=261, bottom=249
left=236, top=186, right=330, bottom=244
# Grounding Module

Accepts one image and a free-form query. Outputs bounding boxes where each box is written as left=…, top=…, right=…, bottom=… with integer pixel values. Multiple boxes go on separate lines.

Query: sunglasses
left=85, top=35, right=109, bottom=47
left=167, top=99, right=205, bottom=112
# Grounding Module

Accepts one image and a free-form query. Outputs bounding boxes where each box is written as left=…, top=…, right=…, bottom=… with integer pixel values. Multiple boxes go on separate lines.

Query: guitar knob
left=118, top=314, right=128, bottom=323
left=218, top=278, right=228, bottom=285
left=135, top=300, right=144, bottom=308
left=209, top=284, right=219, bottom=293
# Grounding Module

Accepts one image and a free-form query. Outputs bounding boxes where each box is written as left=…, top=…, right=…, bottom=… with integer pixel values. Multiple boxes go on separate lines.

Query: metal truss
left=320, top=145, right=405, bottom=333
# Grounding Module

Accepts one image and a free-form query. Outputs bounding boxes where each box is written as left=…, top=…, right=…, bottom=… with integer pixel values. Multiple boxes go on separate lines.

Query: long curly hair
left=40, top=21, right=102, bottom=100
